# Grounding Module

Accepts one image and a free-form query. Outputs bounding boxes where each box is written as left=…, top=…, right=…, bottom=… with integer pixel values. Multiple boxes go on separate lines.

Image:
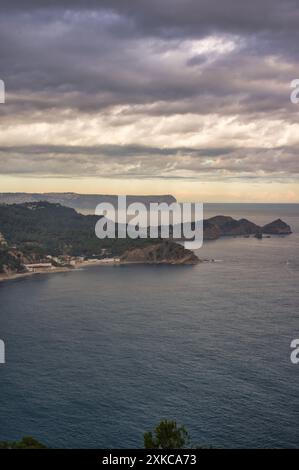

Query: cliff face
left=262, top=219, right=292, bottom=235
left=203, top=220, right=221, bottom=240
left=206, top=216, right=260, bottom=236
left=206, top=215, right=234, bottom=227
left=120, top=241, right=200, bottom=265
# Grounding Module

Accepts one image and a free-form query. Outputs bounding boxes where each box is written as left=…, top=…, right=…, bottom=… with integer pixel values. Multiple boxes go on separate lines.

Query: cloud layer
left=0, top=1, right=299, bottom=197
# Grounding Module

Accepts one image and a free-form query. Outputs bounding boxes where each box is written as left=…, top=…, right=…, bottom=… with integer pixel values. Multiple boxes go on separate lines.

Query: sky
left=0, top=0, right=299, bottom=202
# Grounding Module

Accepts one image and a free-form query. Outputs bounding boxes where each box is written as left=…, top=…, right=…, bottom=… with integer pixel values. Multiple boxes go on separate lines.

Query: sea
left=0, top=203, right=298, bottom=448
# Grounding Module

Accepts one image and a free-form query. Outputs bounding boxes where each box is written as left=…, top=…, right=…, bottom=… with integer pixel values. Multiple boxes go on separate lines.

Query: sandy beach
left=0, top=259, right=121, bottom=283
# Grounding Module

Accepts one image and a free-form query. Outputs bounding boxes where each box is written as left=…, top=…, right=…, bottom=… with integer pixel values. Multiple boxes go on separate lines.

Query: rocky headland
left=120, top=241, right=200, bottom=265
left=262, top=219, right=292, bottom=235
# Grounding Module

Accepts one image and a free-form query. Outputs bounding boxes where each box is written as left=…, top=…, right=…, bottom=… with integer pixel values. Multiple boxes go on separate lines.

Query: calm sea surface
left=0, top=204, right=298, bottom=448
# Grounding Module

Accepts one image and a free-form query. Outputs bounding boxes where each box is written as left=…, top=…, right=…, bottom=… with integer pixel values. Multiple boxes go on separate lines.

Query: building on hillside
left=25, top=263, right=53, bottom=272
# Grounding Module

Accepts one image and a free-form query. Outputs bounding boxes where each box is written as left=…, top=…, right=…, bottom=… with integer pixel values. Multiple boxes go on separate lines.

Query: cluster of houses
left=25, top=263, right=54, bottom=273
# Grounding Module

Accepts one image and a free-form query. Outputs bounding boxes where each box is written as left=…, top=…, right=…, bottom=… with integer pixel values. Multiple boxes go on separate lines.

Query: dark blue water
left=0, top=204, right=299, bottom=448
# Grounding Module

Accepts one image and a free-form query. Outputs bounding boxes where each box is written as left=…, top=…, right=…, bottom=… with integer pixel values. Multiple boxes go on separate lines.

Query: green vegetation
left=0, top=201, right=157, bottom=259
left=144, top=420, right=190, bottom=449
left=0, top=249, right=24, bottom=273
left=0, top=436, right=47, bottom=449
left=0, top=423, right=205, bottom=449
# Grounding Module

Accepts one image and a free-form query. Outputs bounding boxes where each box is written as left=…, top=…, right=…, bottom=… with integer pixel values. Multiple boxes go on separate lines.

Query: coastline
left=0, top=266, right=73, bottom=283
left=0, top=227, right=294, bottom=284
left=0, top=258, right=121, bottom=284
left=0, top=256, right=200, bottom=283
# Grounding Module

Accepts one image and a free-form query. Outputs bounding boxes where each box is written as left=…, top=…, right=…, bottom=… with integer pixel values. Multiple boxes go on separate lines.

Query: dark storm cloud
left=0, top=1, right=297, bottom=104
left=1, top=1, right=298, bottom=35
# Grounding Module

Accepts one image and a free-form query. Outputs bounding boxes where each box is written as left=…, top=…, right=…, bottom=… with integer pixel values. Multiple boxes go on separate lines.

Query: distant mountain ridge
left=0, top=192, right=176, bottom=212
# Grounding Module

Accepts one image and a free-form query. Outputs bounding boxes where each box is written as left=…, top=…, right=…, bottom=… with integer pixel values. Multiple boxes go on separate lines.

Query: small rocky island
left=262, top=219, right=292, bottom=235
left=119, top=217, right=292, bottom=265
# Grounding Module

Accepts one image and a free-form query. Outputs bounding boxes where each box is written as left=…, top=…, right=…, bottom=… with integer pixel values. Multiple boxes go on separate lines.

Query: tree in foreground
left=144, top=420, right=190, bottom=449
left=0, top=436, right=47, bottom=449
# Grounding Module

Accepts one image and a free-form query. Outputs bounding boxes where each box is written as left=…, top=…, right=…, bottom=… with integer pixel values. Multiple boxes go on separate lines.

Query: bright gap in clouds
left=188, top=35, right=238, bottom=56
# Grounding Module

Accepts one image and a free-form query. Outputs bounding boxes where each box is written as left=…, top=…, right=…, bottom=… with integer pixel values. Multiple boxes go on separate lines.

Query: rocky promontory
left=202, top=220, right=222, bottom=240
left=262, top=219, right=292, bottom=235
left=202, top=216, right=292, bottom=239
left=120, top=241, right=200, bottom=265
